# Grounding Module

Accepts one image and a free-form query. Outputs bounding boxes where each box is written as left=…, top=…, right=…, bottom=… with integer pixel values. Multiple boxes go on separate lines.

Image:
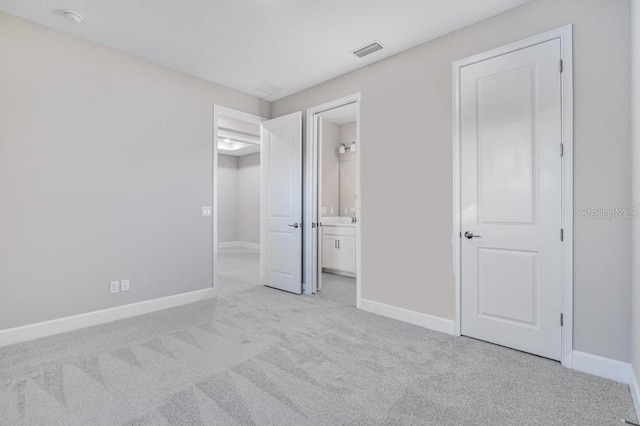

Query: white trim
left=0, top=288, right=215, bottom=348
left=630, top=368, right=640, bottom=420
left=218, top=241, right=260, bottom=251
left=305, top=93, right=362, bottom=307
left=452, top=25, right=574, bottom=366
left=359, top=298, right=455, bottom=335
left=213, top=105, right=267, bottom=293
left=571, top=351, right=631, bottom=384
left=322, top=268, right=356, bottom=279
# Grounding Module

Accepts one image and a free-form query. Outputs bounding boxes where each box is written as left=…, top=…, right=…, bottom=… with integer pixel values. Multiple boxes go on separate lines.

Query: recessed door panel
left=477, top=66, right=535, bottom=225
left=477, top=248, right=537, bottom=326
left=268, top=231, right=293, bottom=276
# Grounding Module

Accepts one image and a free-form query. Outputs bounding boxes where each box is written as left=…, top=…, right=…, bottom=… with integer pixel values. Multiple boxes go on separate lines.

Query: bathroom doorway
left=305, top=94, right=361, bottom=306
left=213, top=106, right=266, bottom=296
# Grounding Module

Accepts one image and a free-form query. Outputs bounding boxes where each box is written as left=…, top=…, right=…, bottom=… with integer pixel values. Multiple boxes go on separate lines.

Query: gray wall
left=0, top=12, right=269, bottom=330
left=218, top=154, right=239, bottom=243
left=237, top=153, right=261, bottom=245
left=632, top=0, right=640, bottom=387
left=272, top=0, right=632, bottom=362
left=217, top=153, right=260, bottom=245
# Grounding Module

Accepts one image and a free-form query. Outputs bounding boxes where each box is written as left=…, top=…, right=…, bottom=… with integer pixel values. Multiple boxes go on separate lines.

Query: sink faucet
left=350, top=211, right=357, bottom=224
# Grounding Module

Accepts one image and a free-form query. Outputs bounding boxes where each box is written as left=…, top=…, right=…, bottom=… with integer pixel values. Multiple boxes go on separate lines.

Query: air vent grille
left=352, top=41, right=384, bottom=58
left=252, top=80, right=282, bottom=96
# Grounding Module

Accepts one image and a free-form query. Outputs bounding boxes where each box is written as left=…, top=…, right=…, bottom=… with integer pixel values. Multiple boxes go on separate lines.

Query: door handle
left=288, top=223, right=300, bottom=228
left=464, top=231, right=482, bottom=239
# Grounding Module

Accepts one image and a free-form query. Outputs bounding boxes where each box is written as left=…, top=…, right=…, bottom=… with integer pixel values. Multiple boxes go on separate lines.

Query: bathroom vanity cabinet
left=322, top=225, right=356, bottom=275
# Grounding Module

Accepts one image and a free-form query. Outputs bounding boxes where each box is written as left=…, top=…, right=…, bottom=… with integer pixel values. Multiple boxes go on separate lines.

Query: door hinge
left=560, top=143, right=564, bottom=157
left=459, top=231, right=462, bottom=238
left=560, top=59, right=563, bottom=73
left=312, top=223, right=317, bottom=228
left=302, top=283, right=306, bottom=293
left=560, top=313, right=564, bottom=326
left=560, top=228, right=564, bottom=241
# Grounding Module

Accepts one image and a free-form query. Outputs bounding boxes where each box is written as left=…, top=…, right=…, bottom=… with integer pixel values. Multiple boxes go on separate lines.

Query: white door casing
left=261, top=112, right=303, bottom=294
left=316, top=117, right=324, bottom=292
left=459, top=39, right=563, bottom=360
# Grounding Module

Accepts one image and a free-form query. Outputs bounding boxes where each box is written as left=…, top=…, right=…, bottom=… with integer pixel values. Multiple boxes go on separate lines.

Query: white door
left=460, top=39, right=562, bottom=360
left=261, top=112, right=303, bottom=294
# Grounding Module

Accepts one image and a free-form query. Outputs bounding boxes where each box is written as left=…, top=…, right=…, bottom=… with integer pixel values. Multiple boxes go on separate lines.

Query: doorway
left=453, top=26, right=573, bottom=364
left=306, top=95, right=361, bottom=307
left=213, top=106, right=266, bottom=296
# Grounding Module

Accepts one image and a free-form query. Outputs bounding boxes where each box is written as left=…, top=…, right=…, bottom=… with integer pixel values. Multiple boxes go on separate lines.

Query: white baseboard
left=630, top=367, right=640, bottom=420
left=218, top=241, right=260, bottom=251
left=571, top=351, right=631, bottom=384
left=0, top=288, right=215, bottom=348
left=322, top=268, right=356, bottom=278
left=359, top=298, right=455, bottom=335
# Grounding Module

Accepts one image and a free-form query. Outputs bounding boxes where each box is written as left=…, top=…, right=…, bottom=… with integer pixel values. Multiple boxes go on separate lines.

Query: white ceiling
left=320, top=103, right=358, bottom=126
left=0, top=0, right=532, bottom=101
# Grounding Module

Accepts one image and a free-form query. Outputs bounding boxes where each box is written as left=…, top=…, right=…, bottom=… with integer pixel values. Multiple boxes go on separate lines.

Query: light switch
left=109, top=281, right=120, bottom=294
left=322, top=207, right=327, bottom=214
left=202, top=206, right=212, bottom=217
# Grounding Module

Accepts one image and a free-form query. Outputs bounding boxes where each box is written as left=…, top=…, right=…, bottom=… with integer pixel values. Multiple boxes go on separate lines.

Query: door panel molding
left=452, top=25, right=573, bottom=366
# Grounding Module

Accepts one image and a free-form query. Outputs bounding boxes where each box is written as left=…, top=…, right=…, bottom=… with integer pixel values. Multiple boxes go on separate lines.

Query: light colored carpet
left=0, top=249, right=636, bottom=425
left=216, top=246, right=261, bottom=297
left=319, top=272, right=356, bottom=306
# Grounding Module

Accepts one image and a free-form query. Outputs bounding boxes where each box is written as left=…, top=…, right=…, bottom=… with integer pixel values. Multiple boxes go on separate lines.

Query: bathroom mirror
left=321, top=119, right=357, bottom=217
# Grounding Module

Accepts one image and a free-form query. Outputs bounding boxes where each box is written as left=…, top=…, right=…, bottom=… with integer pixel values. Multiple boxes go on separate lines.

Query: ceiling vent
left=352, top=41, right=384, bottom=58
left=252, top=80, right=282, bottom=96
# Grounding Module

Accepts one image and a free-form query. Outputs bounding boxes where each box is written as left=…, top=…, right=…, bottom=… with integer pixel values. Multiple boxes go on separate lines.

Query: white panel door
left=460, top=39, right=562, bottom=360
left=261, top=112, right=302, bottom=294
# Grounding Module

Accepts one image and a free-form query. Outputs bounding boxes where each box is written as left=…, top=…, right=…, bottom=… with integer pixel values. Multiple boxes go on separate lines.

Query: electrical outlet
left=120, top=279, right=130, bottom=292
left=202, top=206, right=212, bottom=217
left=109, top=281, right=120, bottom=294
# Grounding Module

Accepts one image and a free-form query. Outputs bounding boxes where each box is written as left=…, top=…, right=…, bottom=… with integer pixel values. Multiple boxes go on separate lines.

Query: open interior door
left=260, top=112, right=303, bottom=294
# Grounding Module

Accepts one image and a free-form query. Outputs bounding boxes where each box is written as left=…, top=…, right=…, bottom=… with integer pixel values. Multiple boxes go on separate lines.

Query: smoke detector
left=62, top=10, right=83, bottom=23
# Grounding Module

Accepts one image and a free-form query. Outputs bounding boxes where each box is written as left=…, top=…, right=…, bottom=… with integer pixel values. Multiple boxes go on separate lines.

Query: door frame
left=452, top=25, right=574, bottom=367
left=305, top=93, right=362, bottom=306
left=212, top=105, right=267, bottom=294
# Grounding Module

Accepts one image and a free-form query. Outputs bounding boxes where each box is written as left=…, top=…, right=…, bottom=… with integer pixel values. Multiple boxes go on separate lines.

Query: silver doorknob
left=288, top=223, right=300, bottom=228
left=464, top=231, right=482, bottom=239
